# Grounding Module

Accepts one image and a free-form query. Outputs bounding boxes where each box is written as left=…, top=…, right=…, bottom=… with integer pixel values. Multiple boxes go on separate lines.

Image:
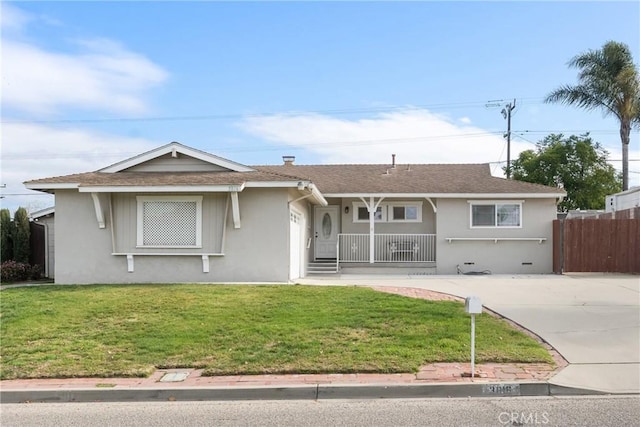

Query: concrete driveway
left=298, top=273, right=640, bottom=394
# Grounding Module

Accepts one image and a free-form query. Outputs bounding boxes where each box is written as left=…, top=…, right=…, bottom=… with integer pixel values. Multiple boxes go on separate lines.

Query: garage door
left=289, top=209, right=303, bottom=280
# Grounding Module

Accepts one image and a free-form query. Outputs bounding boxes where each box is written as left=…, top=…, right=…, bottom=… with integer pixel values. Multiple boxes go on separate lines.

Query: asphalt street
left=2, top=396, right=638, bottom=427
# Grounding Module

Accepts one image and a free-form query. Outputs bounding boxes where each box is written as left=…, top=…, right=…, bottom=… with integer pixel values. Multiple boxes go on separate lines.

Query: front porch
left=308, top=233, right=436, bottom=274
left=338, top=233, right=436, bottom=263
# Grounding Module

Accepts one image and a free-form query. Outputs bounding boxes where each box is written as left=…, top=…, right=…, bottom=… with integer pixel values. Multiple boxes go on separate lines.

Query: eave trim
left=78, top=184, right=246, bottom=193
left=324, top=192, right=566, bottom=199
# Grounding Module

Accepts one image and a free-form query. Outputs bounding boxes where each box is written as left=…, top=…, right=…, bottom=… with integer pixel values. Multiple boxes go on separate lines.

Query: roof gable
left=99, top=142, right=255, bottom=173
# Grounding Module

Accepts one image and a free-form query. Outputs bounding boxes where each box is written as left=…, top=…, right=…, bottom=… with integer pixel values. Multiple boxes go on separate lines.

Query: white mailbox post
left=465, top=296, right=482, bottom=380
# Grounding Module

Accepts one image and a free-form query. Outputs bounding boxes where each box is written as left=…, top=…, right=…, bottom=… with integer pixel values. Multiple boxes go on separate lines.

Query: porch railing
left=337, top=234, right=436, bottom=264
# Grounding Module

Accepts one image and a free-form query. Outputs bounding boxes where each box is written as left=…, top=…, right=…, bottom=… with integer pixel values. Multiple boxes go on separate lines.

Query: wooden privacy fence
left=29, top=222, right=46, bottom=271
left=553, top=214, right=640, bottom=273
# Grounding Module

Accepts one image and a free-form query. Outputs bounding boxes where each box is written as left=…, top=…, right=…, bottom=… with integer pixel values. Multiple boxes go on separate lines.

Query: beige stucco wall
left=435, top=198, right=557, bottom=274
left=54, top=188, right=292, bottom=284
left=54, top=190, right=117, bottom=283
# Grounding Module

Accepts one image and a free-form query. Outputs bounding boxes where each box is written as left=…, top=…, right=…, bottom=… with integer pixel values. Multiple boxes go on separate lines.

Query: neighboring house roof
left=607, top=186, right=640, bottom=198
left=29, top=206, right=55, bottom=219
left=566, top=210, right=605, bottom=219
left=24, top=142, right=565, bottom=198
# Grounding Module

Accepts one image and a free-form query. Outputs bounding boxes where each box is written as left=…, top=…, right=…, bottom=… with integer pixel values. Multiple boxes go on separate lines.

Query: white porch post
left=369, top=196, right=375, bottom=264
left=360, top=196, right=384, bottom=264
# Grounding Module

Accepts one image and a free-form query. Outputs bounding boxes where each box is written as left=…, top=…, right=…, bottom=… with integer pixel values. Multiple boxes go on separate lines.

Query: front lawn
left=0, top=284, right=552, bottom=379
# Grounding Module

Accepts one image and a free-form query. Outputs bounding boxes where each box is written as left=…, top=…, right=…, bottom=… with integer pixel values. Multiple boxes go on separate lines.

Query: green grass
left=0, top=284, right=553, bottom=380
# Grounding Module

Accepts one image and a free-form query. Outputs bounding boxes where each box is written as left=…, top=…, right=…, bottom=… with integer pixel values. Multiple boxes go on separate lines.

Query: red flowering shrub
left=1, top=261, right=41, bottom=283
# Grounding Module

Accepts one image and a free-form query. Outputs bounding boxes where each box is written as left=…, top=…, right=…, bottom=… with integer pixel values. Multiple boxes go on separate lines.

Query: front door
left=314, top=205, right=339, bottom=259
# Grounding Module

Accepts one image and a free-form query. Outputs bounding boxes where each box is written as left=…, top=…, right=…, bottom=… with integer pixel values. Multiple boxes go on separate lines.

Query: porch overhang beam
left=358, top=196, right=385, bottom=211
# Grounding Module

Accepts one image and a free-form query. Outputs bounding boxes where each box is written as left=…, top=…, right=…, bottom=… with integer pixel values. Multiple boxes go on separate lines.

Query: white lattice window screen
left=137, top=196, right=202, bottom=247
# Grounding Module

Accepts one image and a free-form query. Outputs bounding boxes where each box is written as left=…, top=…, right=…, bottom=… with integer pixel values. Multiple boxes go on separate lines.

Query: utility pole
left=501, top=99, right=516, bottom=179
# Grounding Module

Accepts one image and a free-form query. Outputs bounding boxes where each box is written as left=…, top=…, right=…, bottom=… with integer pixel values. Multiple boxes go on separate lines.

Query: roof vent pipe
left=282, top=156, right=295, bottom=166
left=392, top=154, right=396, bottom=168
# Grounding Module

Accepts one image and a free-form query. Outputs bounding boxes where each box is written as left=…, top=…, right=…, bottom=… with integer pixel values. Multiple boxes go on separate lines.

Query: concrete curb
left=0, top=382, right=610, bottom=404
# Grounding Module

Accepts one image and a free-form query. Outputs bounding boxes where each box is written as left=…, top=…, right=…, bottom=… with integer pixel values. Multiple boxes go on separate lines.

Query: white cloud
left=0, top=3, right=33, bottom=33
left=459, top=117, right=472, bottom=124
left=1, top=4, right=168, bottom=116
left=2, top=39, right=168, bottom=115
left=1, top=122, right=158, bottom=212
left=239, top=109, right=532, bottom=168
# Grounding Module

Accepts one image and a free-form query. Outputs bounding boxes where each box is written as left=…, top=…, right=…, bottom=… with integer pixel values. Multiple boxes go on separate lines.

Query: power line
left=1, top=98, right=547, bottom=125
left=1, top=131, right=506, bottom=161
left=0, top=193, right=52, bottom=196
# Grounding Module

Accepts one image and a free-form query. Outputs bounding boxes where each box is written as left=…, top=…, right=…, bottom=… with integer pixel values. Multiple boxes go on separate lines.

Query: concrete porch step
left=307, top=261, right=338, bottom=274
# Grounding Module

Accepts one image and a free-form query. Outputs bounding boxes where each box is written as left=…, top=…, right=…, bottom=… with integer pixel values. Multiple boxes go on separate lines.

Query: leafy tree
left=12, top=207, right=30, bottom=264
left=545, top=41, right=640, bottom=191
left=0, top=209, right=12, bottom=262
left=509, top=134, right=621, bottom=211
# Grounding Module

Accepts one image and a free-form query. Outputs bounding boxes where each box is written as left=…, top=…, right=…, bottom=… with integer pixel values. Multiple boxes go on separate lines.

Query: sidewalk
left=1, top=361, right=587, bottom=403
left=0, top=359, right=563, bottom=390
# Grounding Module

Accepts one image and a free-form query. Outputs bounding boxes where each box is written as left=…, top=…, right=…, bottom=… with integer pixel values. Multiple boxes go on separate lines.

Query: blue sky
left=2, top=1, right=639, bottom=212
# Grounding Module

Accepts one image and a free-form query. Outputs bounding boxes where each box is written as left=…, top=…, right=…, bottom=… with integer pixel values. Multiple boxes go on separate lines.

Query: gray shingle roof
left=25, top=163, right=564, bottom=195
left=255, top=163, right=564, bottom=195
left=26, top=170, right=297, bottom=186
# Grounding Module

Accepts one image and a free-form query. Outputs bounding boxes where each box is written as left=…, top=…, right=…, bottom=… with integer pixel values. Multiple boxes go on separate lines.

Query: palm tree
left=545, top=41, right=640, bottom=191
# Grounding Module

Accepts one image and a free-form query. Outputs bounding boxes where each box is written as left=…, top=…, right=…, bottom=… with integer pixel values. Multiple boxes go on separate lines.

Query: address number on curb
left=482, top=384, right=521, bottom=395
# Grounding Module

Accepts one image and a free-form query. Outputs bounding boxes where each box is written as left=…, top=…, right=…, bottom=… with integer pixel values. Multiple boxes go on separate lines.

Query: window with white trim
left=470, top=202, right=522, bottom=228
left=137, top=196, right=203, bottom=247
left=355, top=205, right=385, bottom=222
left=353, top=202, right=422, bottom=223
left=388, top=203, right=422, bottom=222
